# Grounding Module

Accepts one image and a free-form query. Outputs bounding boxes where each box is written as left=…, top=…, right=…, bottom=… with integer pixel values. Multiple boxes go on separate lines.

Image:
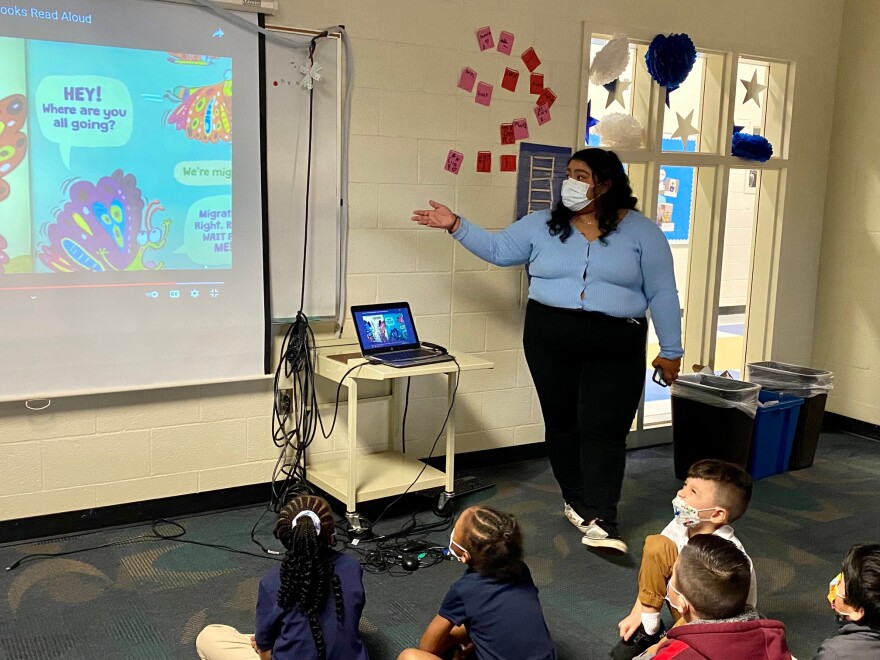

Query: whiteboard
left=264, top=26, right=341, bottom=321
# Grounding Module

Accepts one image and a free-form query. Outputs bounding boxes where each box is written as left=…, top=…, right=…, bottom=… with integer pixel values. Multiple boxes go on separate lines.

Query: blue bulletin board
left=658, top=138, right=696, bottom=243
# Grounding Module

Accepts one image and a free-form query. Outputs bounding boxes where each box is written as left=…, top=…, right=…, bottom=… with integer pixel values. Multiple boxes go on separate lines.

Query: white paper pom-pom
left=595, top=113, right=643, bottom=149
left=590, top=33, right=630, bottom=86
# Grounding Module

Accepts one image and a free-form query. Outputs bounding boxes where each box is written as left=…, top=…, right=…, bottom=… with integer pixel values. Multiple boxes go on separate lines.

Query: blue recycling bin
left=746, top=361, right=833, bottom=470
left=748, top=390, right=804, bottom=479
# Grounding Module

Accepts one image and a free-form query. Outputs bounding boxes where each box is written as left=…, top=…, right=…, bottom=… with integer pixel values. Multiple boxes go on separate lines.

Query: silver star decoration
left=299, top=61, right=323, bottom=90
left=671, top=110, right=700, bottom=149
left=605, top=79, right=631, bottom=109
left=740, top=71, right=767, bottom=107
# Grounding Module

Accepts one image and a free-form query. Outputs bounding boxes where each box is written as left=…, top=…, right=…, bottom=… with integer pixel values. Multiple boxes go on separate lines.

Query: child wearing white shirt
left=611, top=459, right=756, bottom=660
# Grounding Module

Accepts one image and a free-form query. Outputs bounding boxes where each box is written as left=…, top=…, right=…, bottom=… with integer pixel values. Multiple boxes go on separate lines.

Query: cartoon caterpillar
left=38, top=169, right=171, bottom=272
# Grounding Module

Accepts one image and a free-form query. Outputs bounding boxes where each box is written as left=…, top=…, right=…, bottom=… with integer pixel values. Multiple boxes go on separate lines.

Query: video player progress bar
left=0, top=281, right=225, bottom=292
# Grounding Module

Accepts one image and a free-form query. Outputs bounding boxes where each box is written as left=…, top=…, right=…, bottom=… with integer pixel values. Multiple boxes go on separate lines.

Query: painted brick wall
left=0, top=0, right=843, bottom=521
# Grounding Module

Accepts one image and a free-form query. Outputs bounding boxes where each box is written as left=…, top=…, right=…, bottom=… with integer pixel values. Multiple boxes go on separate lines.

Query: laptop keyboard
left=383, top=348, right=436, bottom=360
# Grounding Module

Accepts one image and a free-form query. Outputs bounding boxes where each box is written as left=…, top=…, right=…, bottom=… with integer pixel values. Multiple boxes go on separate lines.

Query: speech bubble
left=175, top=194, right=232, bottom=266
left=174, top=160, right=232, bottom=186
left=35, top=75, right=133, bottom=168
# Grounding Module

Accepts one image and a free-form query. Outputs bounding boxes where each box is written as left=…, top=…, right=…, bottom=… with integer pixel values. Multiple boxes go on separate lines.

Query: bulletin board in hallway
left=264, top=25, right=342, bottom=321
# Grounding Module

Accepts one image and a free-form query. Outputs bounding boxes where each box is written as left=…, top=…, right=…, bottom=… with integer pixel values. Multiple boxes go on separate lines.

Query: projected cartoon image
left=0, top=94, right=28, bottom=202
left=0, top=37, right=237, bottom=273
left=166, top=52, right=218, bottom=66
left=164, top=75, right=232, bottom=143
left=0, top=235, right=8, bottom=273
left=37, top=169, right=171, bottom=272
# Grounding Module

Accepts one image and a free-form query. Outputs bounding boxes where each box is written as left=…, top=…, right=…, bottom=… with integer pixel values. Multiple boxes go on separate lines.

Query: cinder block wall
left=0, top=0, right=843, bottom=522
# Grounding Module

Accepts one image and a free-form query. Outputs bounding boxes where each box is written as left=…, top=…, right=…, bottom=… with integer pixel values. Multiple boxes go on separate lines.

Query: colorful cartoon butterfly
left=165, top=77, right=232, bottom=143
left=0, top=94, right=28, bottom=203
left=166, top=52, right=217, bottom=66
left=38, top=169, right=171, bottom=272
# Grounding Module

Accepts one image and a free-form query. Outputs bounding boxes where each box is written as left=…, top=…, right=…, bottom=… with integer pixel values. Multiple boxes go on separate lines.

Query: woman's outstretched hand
left=412, top=200, right=460, bottom=232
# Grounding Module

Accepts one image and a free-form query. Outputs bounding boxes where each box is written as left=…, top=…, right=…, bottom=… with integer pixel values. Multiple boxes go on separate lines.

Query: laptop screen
left=352, top=304, right=420, bottom=353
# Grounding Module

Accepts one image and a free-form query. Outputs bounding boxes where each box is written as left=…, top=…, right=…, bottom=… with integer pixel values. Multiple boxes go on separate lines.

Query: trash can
left=748, top=391, right=804, bottom=479
left=746, top=362, right=834, bottom=470
left=670, top=375, right=761, bottom=481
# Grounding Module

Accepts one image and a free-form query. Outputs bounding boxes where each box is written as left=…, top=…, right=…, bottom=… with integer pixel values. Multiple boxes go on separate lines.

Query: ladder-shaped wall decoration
left=527, top=155, right=556, bottom=213
left=515, top=144, right=571, bottom=222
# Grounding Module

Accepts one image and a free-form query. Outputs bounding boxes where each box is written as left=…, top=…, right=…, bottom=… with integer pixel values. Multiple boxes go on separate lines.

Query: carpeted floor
left=1, top=431, right=878, bottom=659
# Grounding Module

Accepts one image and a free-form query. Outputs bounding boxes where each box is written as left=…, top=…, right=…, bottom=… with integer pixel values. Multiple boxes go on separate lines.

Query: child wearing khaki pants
left=611, top=459, right=757, bottom=660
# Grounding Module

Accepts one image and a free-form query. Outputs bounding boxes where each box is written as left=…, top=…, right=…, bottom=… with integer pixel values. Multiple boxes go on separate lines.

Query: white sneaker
left=581, top=519, right=628, bottom=554
left=563, top=503, right=590, bottom=533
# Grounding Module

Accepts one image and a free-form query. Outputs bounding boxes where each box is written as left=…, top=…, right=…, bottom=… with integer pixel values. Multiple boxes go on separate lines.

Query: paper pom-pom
left=645, top=33, right=697, bottom=91
left=595, top=113, right=643, bottom=149
left=590, top=33, right=630, bottom=86
left=731, top=132, right=773, bottom=162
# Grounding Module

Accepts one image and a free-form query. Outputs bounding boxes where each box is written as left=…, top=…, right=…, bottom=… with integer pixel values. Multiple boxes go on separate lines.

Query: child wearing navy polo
left=398, top=505, right=556, bottom=660
left=196, top=495, right=368, bottom=660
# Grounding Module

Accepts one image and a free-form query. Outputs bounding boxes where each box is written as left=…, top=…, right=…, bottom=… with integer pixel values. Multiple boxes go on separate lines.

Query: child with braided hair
left=398, top=505, right=557, bottom=660
left=196, top=495, right=368, bottom=660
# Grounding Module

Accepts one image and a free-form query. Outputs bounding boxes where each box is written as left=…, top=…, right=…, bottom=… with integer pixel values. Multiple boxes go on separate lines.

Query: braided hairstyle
left=275, top=495, right=344, bottom=660
left=547, top=147, right=639, bottom=243
left=459, top=505, right=525, bottom=582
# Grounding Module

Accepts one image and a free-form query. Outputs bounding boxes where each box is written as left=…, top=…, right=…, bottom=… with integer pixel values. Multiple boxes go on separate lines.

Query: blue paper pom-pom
left=731, top=131, right=773, bottom=162
left=645, top=33, right=697, bottom=91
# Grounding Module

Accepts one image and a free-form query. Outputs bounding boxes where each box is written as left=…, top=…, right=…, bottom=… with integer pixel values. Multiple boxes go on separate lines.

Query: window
left=582, top=31, right=794, bottom=432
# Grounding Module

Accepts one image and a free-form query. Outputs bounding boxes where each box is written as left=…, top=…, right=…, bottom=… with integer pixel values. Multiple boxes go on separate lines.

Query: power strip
left=416, top=475, right=495, bottom=502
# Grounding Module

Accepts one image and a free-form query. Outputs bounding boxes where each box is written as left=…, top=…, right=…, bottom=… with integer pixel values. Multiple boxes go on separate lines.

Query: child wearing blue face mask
left=397, top=505, right=556, bottom=660
left=611, top=460, right=756, bottom=660
left=813, top=543, right=880, bottom=659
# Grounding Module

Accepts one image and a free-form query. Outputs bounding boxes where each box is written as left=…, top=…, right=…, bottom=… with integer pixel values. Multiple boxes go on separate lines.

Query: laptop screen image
left=352, top=303, right=421, bottom=354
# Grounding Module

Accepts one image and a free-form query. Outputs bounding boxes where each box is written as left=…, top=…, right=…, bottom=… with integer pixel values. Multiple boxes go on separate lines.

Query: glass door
left=581, top=32, right=792, bottom=448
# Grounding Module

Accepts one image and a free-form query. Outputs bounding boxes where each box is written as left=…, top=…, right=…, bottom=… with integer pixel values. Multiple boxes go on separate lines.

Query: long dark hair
left=547, top=148, right=638, bottom=242
left=459, top=505, right=526, bottom=582
left=275, top=495, right=344, bottom=660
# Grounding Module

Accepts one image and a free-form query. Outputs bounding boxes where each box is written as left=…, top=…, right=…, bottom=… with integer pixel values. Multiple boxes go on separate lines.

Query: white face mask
left=449, top=530, right=468, bottom=562
left=665, top=581, right=688, bottom=614
left=561, top=178, right=592, bottom=212
left=829, top=574, right=860, bottom=621
left=672, top=496, right=719, bottom=528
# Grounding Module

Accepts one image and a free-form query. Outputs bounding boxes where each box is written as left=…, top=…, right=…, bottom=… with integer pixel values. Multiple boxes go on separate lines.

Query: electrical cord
left=185, top=1, right=360, bottom=546
left=5, top=517, right=280, bottom=572
left=336, top=358, right=462, bottom=550
left=349, top=539, right=450, bottom=575
left=255, top=26, right=356, bottom=540
left=401, top=376, right=411, bottom=454
left=188, top=0, right=354, bottom=334
left=367, top=357, right=460, bottom=530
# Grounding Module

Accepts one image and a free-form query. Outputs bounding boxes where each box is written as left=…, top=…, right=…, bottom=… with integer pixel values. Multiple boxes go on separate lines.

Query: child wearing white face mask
left=397, top=506, right=556, bottom=660
left=813, top=543, right=880, bottom=659
left=642, top=535, right=791, bottom=660
left=611, top=460, right=756, bottom=660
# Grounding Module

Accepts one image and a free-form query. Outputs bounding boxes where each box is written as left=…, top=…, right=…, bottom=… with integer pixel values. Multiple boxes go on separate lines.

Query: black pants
left=523, top=300, right=647, bottom=524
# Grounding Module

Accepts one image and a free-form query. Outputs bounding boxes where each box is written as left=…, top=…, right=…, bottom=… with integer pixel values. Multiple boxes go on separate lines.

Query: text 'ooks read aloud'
left=1, top=6, right=93, bottom=23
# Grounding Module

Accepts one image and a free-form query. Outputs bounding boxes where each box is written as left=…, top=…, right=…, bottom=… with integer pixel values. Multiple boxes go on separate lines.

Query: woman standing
left=412, top=148, right=682, bottom=554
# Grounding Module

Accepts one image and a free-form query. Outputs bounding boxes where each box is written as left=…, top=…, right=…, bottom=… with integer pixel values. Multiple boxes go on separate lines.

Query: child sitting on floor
left=196, top=495, right=368, bottom=660
left=813, top=543, right=880, bottom=659
left=398, top=505, right=556, bottom=660
left=646, top=534, right=791, bottom=660
left=612, top=459, right=757, bottom=659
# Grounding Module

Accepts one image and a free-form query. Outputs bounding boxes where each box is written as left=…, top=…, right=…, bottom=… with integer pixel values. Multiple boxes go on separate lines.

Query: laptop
left=351, top=302, right=454, bottom=368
